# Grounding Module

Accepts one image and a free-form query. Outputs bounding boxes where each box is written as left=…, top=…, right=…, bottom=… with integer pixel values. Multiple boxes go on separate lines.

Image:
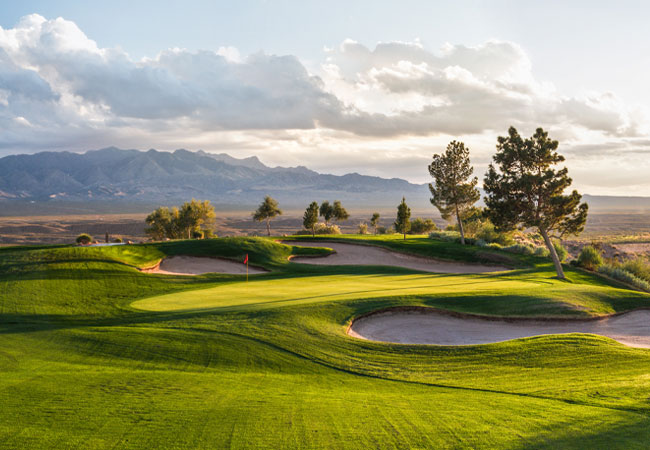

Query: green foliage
left=428, top=141, right=480, bottom=244
left=303, top=201, right=320, bottom=236
left=358, top=223, right=368, bottom=234
left=113, top=237, right=123, bottom=243
left=370, top=212, right=380, bottom=234
left=534, top=246, right=550, bottom=257
left=75, top=233, right=92, bottom=245
left=319, top=201, right=334, bottom=224
left=598, top=264, right=650, bottom=292
left=409, top=218, right=437, bottom=234
left=620, top=257, right=650, bottom=282
left=295, top=223, right=342, bottom=235
left=503, top=243, right=536, bottom=256
left=376, top=226, right=389, bottom=235
left=332, top=200, right=349, bottom=222
left=577, top=246, right=603, bottom=270
left=253, top=196, right=282, bottom=236
left=483, top=127, right=588, bottom=278
left=394, top=197, right=411, bottom=239
left=146, top=199, right=216, bottom=240
left=191, top=229, right=204, bottom=239
left=553, top=241, right=568, bottom=262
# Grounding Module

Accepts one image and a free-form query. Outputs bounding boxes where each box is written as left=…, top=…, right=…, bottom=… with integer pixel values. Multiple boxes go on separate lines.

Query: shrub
left=576, top=245, right=603, bottom=270
left=76, top=233, right=92, bottom=245
left=503, top=243, right=535, bottom=255
left=410, top=218, right=437, bottom=234
left=475, top=239, right=488, bottom=247
left=598, top=264, right=650, bottom=292
left=358, top=223, right=369, bottom=235
left=429, top=230, right=460, bottom=242
left=553, top=241, right=568, bottom=262
left=376, top=226, right=389, bottom=235
left=113, top=237, right=123, bottom=243
left=533, top=246, right=550, bottom=257
left=487, top=243, right=503, bottom=250
left=191, top=230, right=204, bottom=239
left=473, top=222, right=515, bottom=246
left=315, top=223, right=342, bottom=235
left=620, top=257, right=650, bottom=282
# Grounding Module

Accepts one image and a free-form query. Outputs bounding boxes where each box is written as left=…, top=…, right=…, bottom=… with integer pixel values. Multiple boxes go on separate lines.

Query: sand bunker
left=348, top=308, right=650, bottom=348
left=286, top=241, right=508, bottom=273
left=147, top=256, right=268, bottom=276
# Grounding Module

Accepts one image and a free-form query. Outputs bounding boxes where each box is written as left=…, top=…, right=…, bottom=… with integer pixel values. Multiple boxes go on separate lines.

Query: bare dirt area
left=348, top=308, right=650, bottom=348
left=146, top=256, right=269, bottom=276
left=286, top=241, right=509, bottom=273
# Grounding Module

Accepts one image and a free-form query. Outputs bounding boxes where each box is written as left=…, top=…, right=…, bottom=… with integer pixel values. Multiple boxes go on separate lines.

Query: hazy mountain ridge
left=0, top=147, right=430, bottom=208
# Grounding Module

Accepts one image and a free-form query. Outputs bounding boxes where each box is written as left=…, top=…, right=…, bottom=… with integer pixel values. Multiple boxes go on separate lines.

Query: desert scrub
left=577, top=245, right=603, bottom=271
left=598, top=264, right=650, bottom=292
left=620, top=257, right=650, bottom=282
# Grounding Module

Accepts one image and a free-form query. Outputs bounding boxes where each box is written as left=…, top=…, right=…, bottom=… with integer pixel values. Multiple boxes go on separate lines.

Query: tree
left=483, top=127, right=588, bottom=279
left=394, top=197, right=411, bottom=240
left=253, top=196, right=282, bottom=236
left=332, top=200, right=349, bottom=222
left=178, top=199, right=216, bottom=239
left=145, top=207, right=174, bottom=240
left=428, top=140, right=480, bottom=245
left=319, top=201, right=334, bottom=225
left=145, top=201, right=215, bottom=241
left=370, top=212, right=380, bottom=235
left=303, top=201, right=319, bottom=237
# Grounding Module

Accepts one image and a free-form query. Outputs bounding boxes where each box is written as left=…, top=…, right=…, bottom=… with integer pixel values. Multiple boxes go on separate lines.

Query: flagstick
left=246, top=260, right=248, bottom=282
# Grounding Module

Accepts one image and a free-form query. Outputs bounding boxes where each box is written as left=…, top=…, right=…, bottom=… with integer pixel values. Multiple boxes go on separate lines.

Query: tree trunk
left=266, top=218, right=271, bottom=236
left=455, top=204, right=465, bottom=245
left=540, top=226, right=565, bottom=279
left=312, top=226, right=315, bottom=237
left=403, top=232, right=406, bottom=240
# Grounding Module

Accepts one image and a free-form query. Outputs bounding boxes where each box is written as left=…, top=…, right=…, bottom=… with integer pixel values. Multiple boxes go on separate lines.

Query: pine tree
left=303, top=202, right=319, bottom=237
left=483, top=127, right=588, bottom=279
left=394, top=197, right=411, bottom=240
left=428, top=141, right=480, bottom=245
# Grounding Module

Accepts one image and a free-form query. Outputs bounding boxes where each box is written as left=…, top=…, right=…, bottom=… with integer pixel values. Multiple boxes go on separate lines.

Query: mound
left=286, top=241, right=508, bottom=273
left=147, top=255, right=268, bottom=275
left=348, top=308, right=650, bottom=348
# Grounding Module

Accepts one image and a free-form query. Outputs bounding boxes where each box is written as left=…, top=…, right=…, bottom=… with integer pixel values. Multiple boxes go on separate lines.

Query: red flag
left=243, top=254, right=248, bottom=264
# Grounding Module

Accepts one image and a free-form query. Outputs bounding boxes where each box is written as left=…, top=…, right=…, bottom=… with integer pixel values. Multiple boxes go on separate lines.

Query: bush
left=620, top=257, right=650, bottom=282
left=576, top=245, right=603, bottom=270
left=473, top=222, right=515, bottom=246
left=377, top=226, right=389, bottom=235
left=295, top=223, right=342, bottom=235
left=475, top=239, right=488, bottom=248
left=598, top=264, right=650, bottom=292
left=503, top=243, right=535, bottom=255
left=533, top=246, right=550, bottom=257
left=76, top=233, right=92, bottom=245
left=429, top=230, right=460, bottom=242
left=409, top=218, right=436, bottom=234
left=553, top=241, right=568, bottom=262
left=113, top=237, right=123, bottom=243
left=358, top=223, right=369, bottom=234
left=487, top=242, right=503, bottom=250
left=191, top=230, right=204, bottom=239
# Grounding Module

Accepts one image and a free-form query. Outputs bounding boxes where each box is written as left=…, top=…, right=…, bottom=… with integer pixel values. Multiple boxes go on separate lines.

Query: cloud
left=0, top=14, right=649, bottom=195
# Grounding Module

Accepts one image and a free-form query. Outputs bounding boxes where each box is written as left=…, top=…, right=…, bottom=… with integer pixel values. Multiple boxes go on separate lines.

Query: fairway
left=3, top=236, right=650, bottom=449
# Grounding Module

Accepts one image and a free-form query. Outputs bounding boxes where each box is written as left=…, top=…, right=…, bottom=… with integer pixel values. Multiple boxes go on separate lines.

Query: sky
left=1, top=0, right=649, bottom=195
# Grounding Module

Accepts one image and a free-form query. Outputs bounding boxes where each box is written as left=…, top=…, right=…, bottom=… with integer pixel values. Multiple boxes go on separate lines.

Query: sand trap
left=349, top=308, right=650, bottom=348
left=286, top=241, right=508, bottom=273
left=147, top=256, right=268, bottom=276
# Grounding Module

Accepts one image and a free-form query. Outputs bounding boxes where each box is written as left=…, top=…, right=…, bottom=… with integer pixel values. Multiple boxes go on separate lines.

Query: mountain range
left=0, top=147, right=431, bottom=210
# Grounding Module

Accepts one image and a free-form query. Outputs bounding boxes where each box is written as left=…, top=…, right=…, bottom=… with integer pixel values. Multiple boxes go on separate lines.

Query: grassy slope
left=2, top=236, right=650, bottom=449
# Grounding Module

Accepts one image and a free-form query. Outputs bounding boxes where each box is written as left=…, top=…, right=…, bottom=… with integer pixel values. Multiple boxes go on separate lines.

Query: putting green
left=131, top=273, right=542, bottom=312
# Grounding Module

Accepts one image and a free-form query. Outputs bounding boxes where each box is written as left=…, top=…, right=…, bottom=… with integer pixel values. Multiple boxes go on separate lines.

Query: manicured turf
left=2, top=236, right=650, bottom=449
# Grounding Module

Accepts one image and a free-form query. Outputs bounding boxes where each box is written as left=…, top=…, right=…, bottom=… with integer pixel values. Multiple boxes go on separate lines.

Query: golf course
left=3, top=235, right=650, bottom=449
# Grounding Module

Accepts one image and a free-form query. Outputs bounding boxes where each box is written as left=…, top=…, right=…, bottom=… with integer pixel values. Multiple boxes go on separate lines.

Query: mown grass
left=2, top=236, right=650, bottom=449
